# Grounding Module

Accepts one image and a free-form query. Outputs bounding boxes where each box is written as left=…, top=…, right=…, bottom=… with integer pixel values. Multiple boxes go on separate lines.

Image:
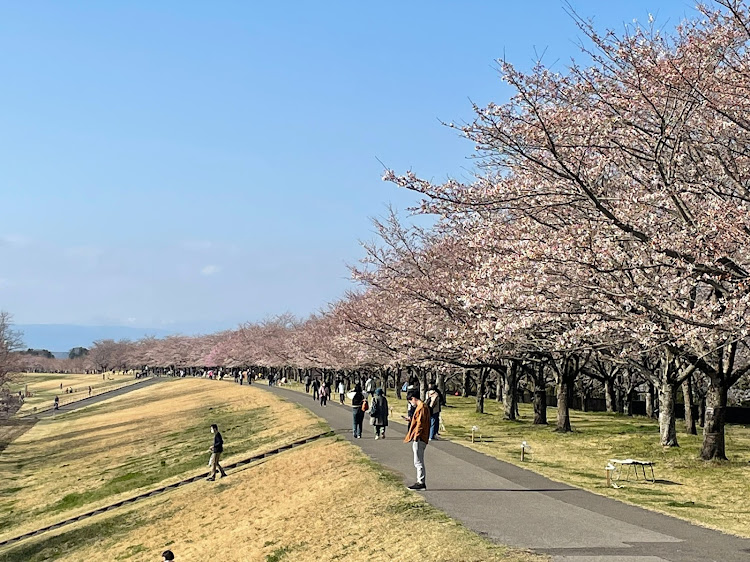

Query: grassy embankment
left=0, top=378, right=544, bottom=562
left=9, top=371, right=144, bottom=415
left=434, top=396, right=750, bottom=537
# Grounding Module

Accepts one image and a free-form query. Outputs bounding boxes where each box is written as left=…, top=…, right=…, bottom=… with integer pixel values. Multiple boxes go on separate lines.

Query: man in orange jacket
left=404, top=390, right=430, bottom=490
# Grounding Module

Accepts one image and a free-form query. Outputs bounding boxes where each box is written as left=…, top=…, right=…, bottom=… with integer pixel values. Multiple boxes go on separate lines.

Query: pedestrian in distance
left=404, top=390, right=430, bottom=490
left=54, top=395, right=59, bottom=410
left=319, top=383, right=328, bottom=407
left=351, top=384, right=366, bottom=438
left=370, top=388, right=389, bottom=439
left=161, top=550, right=175, bottom=561
left=426, top=383, right=443, bottom=440
left=338, top=380, right=346, bottom=405
left=312, top=377, right=320, bottom=401
left=205, top=424, right=227, bottom=481
left=364, top=376, right=375, bottom=398
left=304, top=373, right=311, bottom=393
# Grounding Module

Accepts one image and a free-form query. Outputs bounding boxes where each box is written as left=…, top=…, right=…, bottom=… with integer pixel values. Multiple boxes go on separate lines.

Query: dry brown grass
left=0, top=378, right=322, bottom=543
left=0, top=437, right=544, bottom=562
left=9, top=371, right=141, bottom=415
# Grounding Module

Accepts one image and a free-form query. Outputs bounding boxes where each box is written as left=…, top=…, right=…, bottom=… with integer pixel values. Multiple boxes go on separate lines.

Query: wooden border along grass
left=0, top=431, right=333, bottom=550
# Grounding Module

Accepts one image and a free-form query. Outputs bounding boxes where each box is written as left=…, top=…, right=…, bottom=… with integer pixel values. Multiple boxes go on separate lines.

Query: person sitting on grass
left=205, top=424, right=227, bottom=481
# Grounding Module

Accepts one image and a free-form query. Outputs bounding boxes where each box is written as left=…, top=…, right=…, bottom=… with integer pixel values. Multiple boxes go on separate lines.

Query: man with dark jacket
left=206, top=423, right=227, bottom=481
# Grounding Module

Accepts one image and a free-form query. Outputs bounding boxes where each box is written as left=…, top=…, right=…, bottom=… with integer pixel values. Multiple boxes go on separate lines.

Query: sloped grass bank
left=0, top=437, right=545, bottom=562
left=0, top=379, right=322, bottom=543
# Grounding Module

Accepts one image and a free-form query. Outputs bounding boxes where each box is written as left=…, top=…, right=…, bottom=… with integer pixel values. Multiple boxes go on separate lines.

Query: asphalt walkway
left=262, top=384, right=750, bottom=562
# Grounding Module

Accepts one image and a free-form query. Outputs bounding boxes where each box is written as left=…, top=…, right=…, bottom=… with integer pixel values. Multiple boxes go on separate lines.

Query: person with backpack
left=351, top=384, right=366, bottom=438
left=426, top=383, right=443, bottom=440
left=370, top=388, right=389, bottom=439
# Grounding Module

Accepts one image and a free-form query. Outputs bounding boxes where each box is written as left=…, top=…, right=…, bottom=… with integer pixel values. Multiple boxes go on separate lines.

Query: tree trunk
left=623, top=389, right=634, bottom=416
left=462, top=369, right=472, bottom=398
left=645, top=383, right=655, bottom=418
left=416, top=368, right=428, bottom=401
left=682, top=376, right=697, bottom=435
left=532, top=362, right=547, bottom=425
left=436, top=371, right=445, bottom=400
left=700, top=380, right=728, bottom=460
left=555, top=378, right=572, bottom=432
left=503, top=364, right=517, bottom=420
left=476, top=368, right=488, bottom=413
left=495, top=373, right=502, bottom=402
left=395, top=367, right=402, bottom=400
left=658, top=381, right=679, bottom=447
left=698, top=397, right=706, bottom=428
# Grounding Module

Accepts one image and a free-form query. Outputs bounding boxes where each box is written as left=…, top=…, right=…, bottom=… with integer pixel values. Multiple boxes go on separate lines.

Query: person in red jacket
left=404, top=390, right=430, bottom=490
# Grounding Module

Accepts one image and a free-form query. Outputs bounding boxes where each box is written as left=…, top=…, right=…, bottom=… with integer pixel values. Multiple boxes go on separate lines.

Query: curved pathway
left=262, top=384, right=750, bottom=562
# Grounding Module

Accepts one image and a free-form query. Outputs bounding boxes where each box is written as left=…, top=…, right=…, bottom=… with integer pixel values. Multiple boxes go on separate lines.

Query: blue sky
left=1, top=0, right=696, bottom=336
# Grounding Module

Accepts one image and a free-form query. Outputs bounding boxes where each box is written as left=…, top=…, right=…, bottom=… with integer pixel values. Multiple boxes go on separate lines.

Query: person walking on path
left=54, top=395, right=59, bottom=410
left=338, top=380, right=346, bottom=405
left=304, top=373, right=311, bottom=393
left=312, top=378, right=320, bottom=401
left=206, top=423, right=227, bottom=481
left=404, top=390, right=430, bottom=490
left=351, top=384, right=366, bottom=438
left=319, top=383, right=329, bottom=407
left=364, top=376, right=375, bottom=398
left=370, top=388, right=389, bottom=439
left=426, top=383, right=442, bottom=440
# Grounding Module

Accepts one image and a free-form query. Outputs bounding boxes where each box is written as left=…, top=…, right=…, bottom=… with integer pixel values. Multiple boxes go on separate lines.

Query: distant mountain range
left=17, top=324, right=178, bottom=353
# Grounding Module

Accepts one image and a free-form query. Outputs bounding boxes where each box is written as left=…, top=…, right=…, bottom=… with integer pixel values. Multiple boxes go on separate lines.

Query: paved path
left=261, top=384, right=750, bottom=562
left=27, top=377, right=165, bottom=419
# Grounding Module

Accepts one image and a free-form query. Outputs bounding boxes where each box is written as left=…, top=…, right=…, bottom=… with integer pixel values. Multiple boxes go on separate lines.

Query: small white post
left=605, top=463, right=615, bottom=487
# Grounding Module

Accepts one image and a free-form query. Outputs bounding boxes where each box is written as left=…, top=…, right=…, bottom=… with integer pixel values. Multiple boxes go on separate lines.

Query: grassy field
left=8, top=372, right=143, bottom=415
left=427, top=396, right=750, bottom=538
left=0, top=378, right=543, bottom=562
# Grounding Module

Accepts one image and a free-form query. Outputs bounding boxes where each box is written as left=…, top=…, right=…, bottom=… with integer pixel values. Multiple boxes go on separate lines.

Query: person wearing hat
left=404, top=390, right=430, bottom=490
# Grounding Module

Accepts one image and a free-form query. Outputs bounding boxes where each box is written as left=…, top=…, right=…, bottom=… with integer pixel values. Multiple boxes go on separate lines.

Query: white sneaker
left=375, top=435, right=379, bottom=440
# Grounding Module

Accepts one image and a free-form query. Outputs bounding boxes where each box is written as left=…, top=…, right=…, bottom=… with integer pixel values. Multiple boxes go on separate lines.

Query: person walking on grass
left=206, top=424, right=227, bottom=481
left=426, top=383, right=442, bottom=440
left=370, top=388, right=389, bottom=439
left=338, top=379, right=346, bottom=405
left=351, top=384, right=366, bottom=438
left=404, top=390, right=430, bottom=490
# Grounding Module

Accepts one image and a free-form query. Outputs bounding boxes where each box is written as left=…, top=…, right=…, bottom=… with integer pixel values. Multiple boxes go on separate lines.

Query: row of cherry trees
left=8, top=2, right=750, bottom=461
